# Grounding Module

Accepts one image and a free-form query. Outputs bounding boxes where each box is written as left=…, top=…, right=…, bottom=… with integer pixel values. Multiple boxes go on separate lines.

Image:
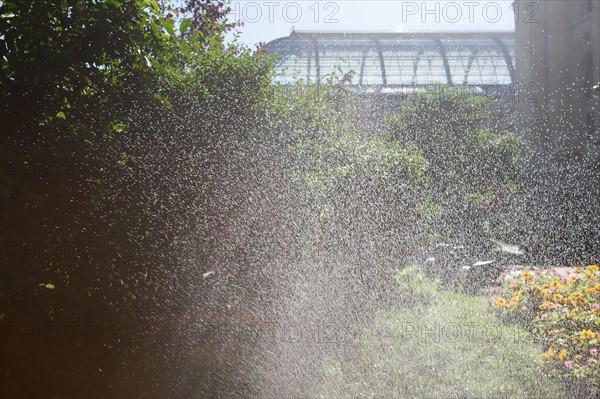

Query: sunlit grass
left=321, top=268, right=564, bottom=398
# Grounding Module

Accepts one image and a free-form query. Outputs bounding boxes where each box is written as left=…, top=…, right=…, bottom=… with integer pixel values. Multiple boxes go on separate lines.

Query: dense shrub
left=280, top=83, right=432, bottom=281
left=385, top=85, right=523, bottom=253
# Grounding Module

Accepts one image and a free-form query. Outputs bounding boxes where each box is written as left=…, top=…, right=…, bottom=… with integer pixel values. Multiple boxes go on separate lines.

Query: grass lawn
left=320, top=267, right=565, bottom=398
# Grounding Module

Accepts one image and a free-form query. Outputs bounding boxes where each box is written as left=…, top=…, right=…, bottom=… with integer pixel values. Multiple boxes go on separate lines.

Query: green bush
left=385, top=85, right=523, bottom=251
left=394, top=265, right=440, bottom=307
left=272, top=81, right=434, bottom=274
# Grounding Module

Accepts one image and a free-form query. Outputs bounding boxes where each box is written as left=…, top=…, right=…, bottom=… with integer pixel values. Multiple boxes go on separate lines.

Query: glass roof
left=266, top=31, right=515, bottom=90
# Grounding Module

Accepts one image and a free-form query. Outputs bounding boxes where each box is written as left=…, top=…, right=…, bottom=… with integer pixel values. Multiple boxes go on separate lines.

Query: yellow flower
left=568, top=292, right=584, bottom=305
left=585, top=284, right=600, bottom=295
left=586, top=265, right=599, bottom=272
left=540, top=347, right=555, bottom=361
left=567, top=309, right=578, bottom=318
left=549, top=328, right=566, bottom=336
left=558, top=349, right=568, bottom=360
left=522, top=270, right=534, bottom=282
left=509, top=294, right=520, bottom=306
left=493, top=297, right=509, bottom=309
left=582, top=271, right=596, bottom=280
left=552, top=293, right=565, bottom=303
left=566, top=277, right=574, bottom=285
left=579, top=329, right=597, bottom=341
left=575, top=354, right=583, bottom=360
left=532, top=285, right=544, bottom=294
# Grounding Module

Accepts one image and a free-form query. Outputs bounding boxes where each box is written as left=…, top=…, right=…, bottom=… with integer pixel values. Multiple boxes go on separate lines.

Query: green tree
left=386, top=85, right=523, bottom=253
left=1, top=1, right=274, bottom=397
left=277, top=81, right=432, bottom=291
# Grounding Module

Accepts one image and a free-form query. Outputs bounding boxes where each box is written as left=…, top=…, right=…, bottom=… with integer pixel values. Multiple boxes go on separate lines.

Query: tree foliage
left=1, top=1, right=273, bottom=397
left=386, top=85, right=523, bottom=252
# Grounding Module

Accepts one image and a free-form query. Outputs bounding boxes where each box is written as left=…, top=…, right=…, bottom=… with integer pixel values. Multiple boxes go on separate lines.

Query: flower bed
left=489, top=265, right=600, bottom=386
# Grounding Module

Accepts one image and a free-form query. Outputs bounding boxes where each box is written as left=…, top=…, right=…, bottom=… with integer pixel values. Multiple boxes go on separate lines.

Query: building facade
left=514, top=0, right=599, bottom=263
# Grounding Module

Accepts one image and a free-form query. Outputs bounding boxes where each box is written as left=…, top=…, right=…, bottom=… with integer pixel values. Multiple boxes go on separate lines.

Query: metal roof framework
left=266, top=31, right=516, bottom=92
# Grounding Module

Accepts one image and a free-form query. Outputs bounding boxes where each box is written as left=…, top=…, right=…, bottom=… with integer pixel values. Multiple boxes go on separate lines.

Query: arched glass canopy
left=266, top=31, right=515, bottom=93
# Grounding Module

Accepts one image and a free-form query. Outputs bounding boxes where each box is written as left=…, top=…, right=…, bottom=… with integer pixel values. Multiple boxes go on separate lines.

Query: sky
left=225, top=0, right=517, bottom=47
